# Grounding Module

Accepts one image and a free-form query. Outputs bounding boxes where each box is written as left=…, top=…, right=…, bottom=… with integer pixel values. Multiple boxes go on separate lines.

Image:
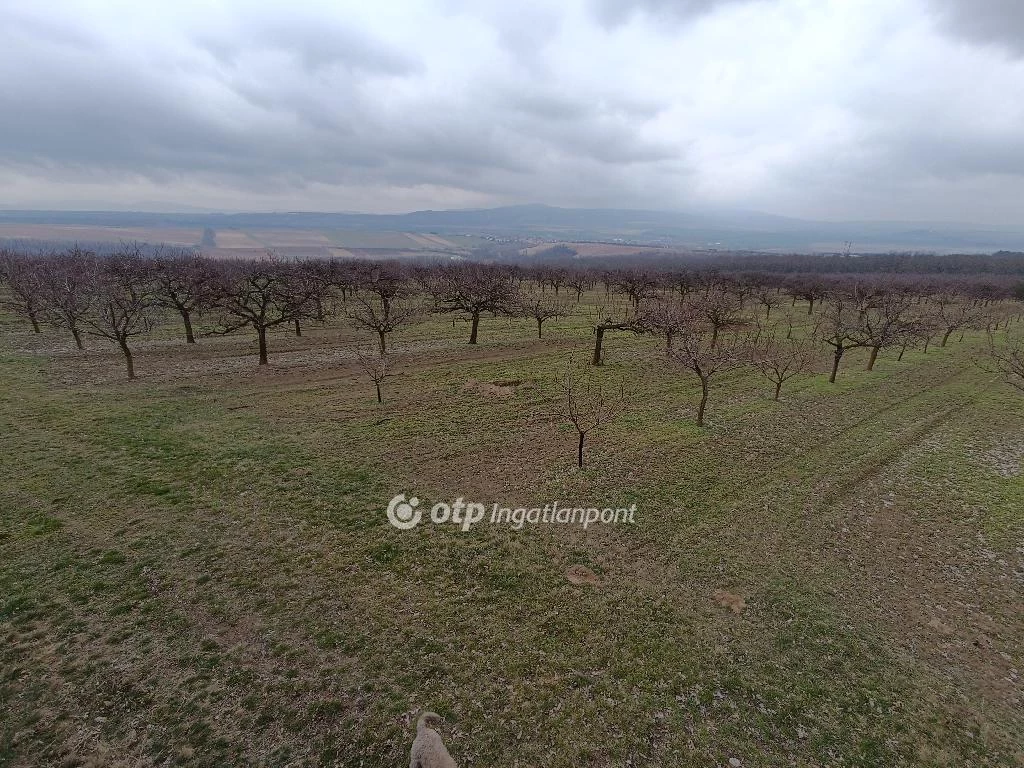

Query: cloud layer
left=2, top=0, right=1023, bottom=223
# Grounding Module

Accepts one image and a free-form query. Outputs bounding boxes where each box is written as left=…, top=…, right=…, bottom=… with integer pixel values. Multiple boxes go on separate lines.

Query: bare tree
left=857, top=293, right=911, bottom=370
left=755, top=288, right=781, bottom=321
left=430, top=264, right=519, bottom=344
left=611, top=269, right=659, bottom=308
left=517, top=295, right=573, bottom=338
left=933, top=293, right=981, bottom=347
left=40, top=247, right=95, bottom=349
left=347, top=294, right=422, bottom=354
left=566, top=270, right=591, bottom=302
left=672, top=327, right=749, bottom=426
left=210, top=261, right=316, bottom=365
left=562, top=360, right=626, bottom=468
left=82, top=251, right=155, bottom=380
left=589, top=303, right=646, bottom=366
left=151, top=248, right=220, bottom=344
left=693, top=289, right=745, bottom=349
left=752, top=332, right=815, bottom=401
left=982, top=334, right=1024, bottom=392
left=355, top=346, right=390, bottom=403
left=815, top=295, right=866, bottom=383
left=641, top=297, right=694, bottom=355
left=0, top=251, right=45, bottom=333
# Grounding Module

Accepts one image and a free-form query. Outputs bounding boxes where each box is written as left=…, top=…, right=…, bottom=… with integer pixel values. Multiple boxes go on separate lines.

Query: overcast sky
left=2, top=0, right=1023, bottom=223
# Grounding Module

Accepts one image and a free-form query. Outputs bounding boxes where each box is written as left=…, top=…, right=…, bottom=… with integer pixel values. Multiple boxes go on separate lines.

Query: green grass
left=0, top=295, right=1022, bottom=767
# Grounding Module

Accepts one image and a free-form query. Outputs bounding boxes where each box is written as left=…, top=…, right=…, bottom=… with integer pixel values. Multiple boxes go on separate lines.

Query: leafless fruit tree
left=151, top=248, right=220, bottom=344
left=40, top=247, right=95, bottom=349
left=347, top=294, right=422, bottom=354
left=210, top=261, right=317, bottom=365
left=517, top=295, right=573, bottom=338
left=0, top=250, right=45, bottom=333
left=589, top=303, right=646, bottom=366
left=752, top=331, right=815, bottom=400
left=815, top=296, right=866, bottom=383
left=981, top=334, right=1024, bottom=392
left=562, top=360, right=627, bottom=468
left=672, top=327, right=749, bottom=426
left=355, top=346, right=390, bottom=403
left=640, top=297, right=694, bottom=355
left=430, top=264, right=519, bottom=344
left=82, top=250, right=155, bottom=380
left=857, top=293, right=912, bottom=370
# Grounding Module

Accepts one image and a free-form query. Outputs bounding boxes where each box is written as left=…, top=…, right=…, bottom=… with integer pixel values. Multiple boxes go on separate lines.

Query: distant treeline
left=502, top=247, right=1024, bottom=276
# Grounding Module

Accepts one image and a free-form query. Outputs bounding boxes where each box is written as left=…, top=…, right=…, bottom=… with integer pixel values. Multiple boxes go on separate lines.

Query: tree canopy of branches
left=589, top=303, right=646, bottom=366
left=641, top=297, right=694, bottom=355
left=40, top=248, right=95, bottom=349
left=815, top=296, right=866, bottom=383
left=355, top=346, right=390, bottom=403
left=151, top=249, right=220, bottom=344
left=857, top=293, right=912, bottom=370
left=562, top=360, right=626, bottom=468
left=0, top=251, right=45, bottom=333
left=671, top=326, right=749, bottom=426
left=82, top=250, right=155, bottom=380
left=933, top=294, right=981, bottom=347
left=347, top=294, right=422, bottom=354
left=211, top=262, right=316, bottom=365
left=752, top=332, right=815, bottom=400
left=517, top=295, right=573, bottom=338
left=430, top=265, right=519, bottom=344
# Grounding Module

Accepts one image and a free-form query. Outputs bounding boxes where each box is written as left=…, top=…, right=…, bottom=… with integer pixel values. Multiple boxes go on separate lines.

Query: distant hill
left=0, top=204, right=1021, bottom=252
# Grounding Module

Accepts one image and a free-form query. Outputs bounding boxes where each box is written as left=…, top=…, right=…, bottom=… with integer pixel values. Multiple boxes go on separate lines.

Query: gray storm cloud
left=1, top=0, right=1023, bottom=223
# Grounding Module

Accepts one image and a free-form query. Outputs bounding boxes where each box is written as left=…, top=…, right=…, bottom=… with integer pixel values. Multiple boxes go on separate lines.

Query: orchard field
left=1, top=254, right=1022, bottom=767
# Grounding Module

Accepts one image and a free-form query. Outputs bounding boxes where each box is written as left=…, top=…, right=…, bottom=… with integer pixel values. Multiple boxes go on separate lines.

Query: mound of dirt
left=462, top=378, right=519, bottom=398
left=565, top=564, right=600, bottom=586
left=713, top=589, right=746, bottom=614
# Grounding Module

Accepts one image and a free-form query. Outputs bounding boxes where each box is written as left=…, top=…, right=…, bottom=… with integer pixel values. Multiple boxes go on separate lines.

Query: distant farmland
left=0, top=223, right=483, bottom=259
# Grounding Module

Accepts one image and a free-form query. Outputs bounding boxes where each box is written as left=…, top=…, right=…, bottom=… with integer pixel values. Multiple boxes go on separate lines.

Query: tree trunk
left=537, top=319, right=543, bottom=338
left=257, top=327, right=268, bottom=365
left=897, top=344, right=906, bottom=361
left=807, top=297, right=815, bottom=315
left=181, top=309, right=196, bottom=344
left=696, top=382, right=709, bottom=426
left=29, top=310, right=40, bottom=333
left=294, top=318, right=302, bottom=337
left=774, top=380, right=782, bottom=401
left=710, top=324, right=719, bottom=350
left=375, top=382, right=382, bottom=404
left=119, top=340, right=135, bottom=380
left=828, top=346, right=843, bottom=383
left=665, top=331, right=674, bottom=356
left=577, top=432, right=585, bottom=468
left=70, top=325, right=84, bottom=350
left=941, top=328, right=953, bottom=346
left=378, top=330, right=387, bottom=355
left=765, top=305, right=772, bottom=321
left=592, top=327, right=605, bottom=366
left=469, top=312, right=481, bottom=344
left=866, top=345, right=879, bottom=370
